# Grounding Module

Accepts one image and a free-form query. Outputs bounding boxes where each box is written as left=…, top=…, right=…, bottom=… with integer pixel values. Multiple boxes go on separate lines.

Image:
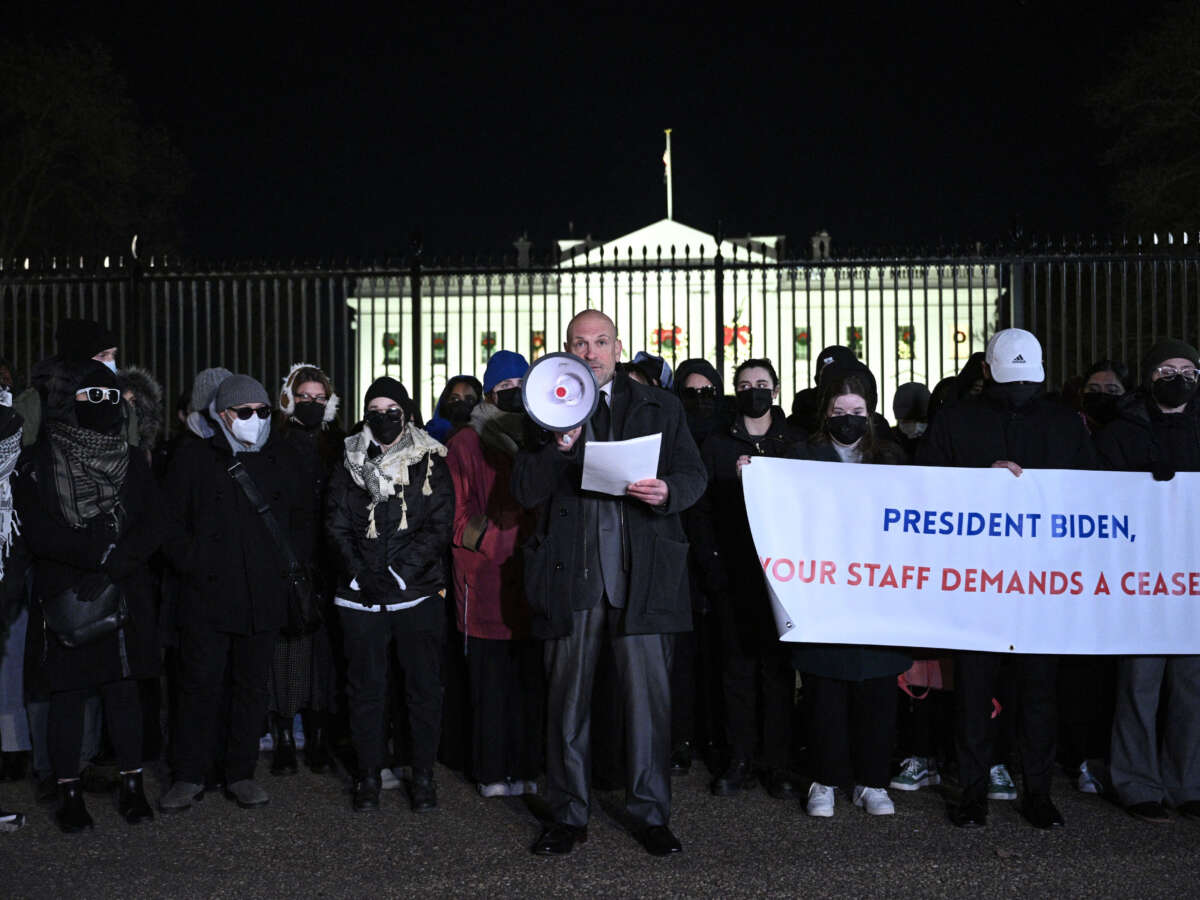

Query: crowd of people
left=0, top=311, right=1197, bottom=856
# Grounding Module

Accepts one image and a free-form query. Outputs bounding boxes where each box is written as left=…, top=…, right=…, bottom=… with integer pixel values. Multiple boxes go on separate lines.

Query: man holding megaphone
left=513, top=309, right=707, bottom=858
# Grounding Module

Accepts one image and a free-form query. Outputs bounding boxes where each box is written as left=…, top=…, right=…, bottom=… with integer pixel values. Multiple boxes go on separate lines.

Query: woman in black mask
left=1076, top=360, right=1130, bottom=434
left=795, top=368, right=908, bottom=819
left=14, top=359, right=163, bottom=832
left=265, top=364, right=345, bottom=775
left=327, top=377, right=453, bottom=813
left=691, top=359, right=832, bottom=800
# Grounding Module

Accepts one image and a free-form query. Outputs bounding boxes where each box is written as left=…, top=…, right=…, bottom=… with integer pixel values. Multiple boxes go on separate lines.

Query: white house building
left=345, top=218, right=1002, bottom=419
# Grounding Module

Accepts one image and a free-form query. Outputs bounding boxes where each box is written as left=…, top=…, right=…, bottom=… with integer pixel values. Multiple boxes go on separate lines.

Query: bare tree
left=0, top=38, right=189, bottom=260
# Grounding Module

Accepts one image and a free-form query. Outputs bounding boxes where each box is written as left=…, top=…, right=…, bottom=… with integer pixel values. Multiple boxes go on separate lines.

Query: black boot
left=270, top=716, right=298, bottom=776
left=353, top=774, right=381, bottom=812
left=55, top=781, right=94, bottom=833
left=117, top=771, right=155, bottom=825
left=302, top=711, right=333, bottom=774
left=408, top=768, right=438, bottom=813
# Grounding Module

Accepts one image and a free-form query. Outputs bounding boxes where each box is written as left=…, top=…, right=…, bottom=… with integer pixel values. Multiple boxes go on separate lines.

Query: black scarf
left=46, top=422, right=128, bottom=529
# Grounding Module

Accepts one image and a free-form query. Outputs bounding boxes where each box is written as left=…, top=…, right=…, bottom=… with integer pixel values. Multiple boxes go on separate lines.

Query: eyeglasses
left=1153, top=366, right=1200, bottom=383
left=230, top=406, right=271, bottom=420
left=1083, top=383, right=1124, bottom=395
left=77, top=387, right=120, bottom=405
left=295, top=392, right=328, bottom=404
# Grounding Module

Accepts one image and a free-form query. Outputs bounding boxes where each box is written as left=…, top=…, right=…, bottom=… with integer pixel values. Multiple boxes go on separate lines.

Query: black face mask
left=1081, top=392, right=1120, bottom=425
left=736, top=387, right=774, bottom=419
left=1151, top=376, right=1198, bottom=410
left=494, top=387, right=524, bottom=414
left=985, top=380, right=1041, bottom=409
left=827, top=414, right=869, bottom=446
left=75, top=398, right=123, bottom=435
left=292, top=400, right=325, bottom=429
left=444, top=395, right=477, bottom=424
left=680, top=387, right=717, bottom=416
left=365, top=409, right=405, bottom=445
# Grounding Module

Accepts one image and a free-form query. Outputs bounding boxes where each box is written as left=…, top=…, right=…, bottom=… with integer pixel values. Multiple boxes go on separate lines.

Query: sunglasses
left=229, top=406, right=271, bottom=420
left=78, top=387, right=120, bottom=405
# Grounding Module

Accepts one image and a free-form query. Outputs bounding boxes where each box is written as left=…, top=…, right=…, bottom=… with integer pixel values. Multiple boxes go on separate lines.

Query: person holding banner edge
left=512, top=309, right=706, bottom=857
left=1096, top=339, right=1200, bottom=825
left=917, top=328, right=1097, bottom=829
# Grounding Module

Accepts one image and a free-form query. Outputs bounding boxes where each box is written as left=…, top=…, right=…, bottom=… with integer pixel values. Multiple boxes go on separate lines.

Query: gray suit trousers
left=544, top=601, right=673, bottom=828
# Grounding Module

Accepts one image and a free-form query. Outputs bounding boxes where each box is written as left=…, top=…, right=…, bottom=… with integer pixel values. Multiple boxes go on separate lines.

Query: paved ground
left=2, top=762, right=1197, bottom=899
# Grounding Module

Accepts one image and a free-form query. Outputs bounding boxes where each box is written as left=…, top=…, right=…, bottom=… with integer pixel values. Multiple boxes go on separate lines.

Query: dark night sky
left=13, top=1, right=1164, bottom=259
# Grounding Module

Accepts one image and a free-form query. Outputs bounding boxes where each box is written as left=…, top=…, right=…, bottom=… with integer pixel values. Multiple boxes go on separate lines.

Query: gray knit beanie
left=190, top=367, right=233, bottom=413
left=213, top=374, right=270, bottom=410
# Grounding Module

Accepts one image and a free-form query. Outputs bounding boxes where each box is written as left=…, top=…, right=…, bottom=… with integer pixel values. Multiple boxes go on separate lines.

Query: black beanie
left=364, top=376, right=409, bottom=408
left=813, top=345, right=859, bottom=384
left=56, top=318, right=118, bottom=362
left=1140, top=340, right=1200, bottom=387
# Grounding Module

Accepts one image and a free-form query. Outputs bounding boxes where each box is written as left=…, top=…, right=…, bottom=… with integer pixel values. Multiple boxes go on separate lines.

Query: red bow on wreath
left=724, top=325, right=750, bottom=347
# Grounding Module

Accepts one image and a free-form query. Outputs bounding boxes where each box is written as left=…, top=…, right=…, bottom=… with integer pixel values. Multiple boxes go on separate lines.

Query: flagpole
left=664, top=128, right=673, bottom=220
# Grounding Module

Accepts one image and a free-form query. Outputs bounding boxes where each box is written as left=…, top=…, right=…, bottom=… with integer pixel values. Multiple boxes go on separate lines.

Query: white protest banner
left=742, top=457, right=1200, bottom=654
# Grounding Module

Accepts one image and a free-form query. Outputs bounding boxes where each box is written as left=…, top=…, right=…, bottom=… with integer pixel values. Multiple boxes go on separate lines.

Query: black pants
left=467, top=635, right=542, bottom=784
left=545, top=601, right=673, bottom=828
left=50, top=679, right=142, bottom=779
left=955, top=652, right=1056, bottom=803
left=805, top=674, right=896, bottom=789
left=175, top=625, right=276, bottom=785
left=340, top=607, right=443, bottom=776
left=718, top=596, right=794, bottom=769
left=1057, top=655, right=1116, bottom=767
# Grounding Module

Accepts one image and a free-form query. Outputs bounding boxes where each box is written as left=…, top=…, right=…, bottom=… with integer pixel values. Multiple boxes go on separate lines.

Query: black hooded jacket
left=1095, top=390, right=1200, bottom=475
left=917, top=388, right=1098, bottom=470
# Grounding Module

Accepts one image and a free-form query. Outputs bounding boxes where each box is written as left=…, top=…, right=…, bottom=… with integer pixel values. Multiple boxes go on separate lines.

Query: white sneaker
left=890, top=757, right=941, bottom=791
left=503, top=778, right=538, bottom=796
left=259, top=732, right=274, bottom=752
left=806, top=782, right=835, bottom=817
left=987, top=764, right=1017, bottom=800
left=478, top=781, right=510, bottom=798
left=380, top=767, right=402, bottom=791
left=1077, top=760, right=1103, bottom=794
left=852, top=785, right=895, bottom=816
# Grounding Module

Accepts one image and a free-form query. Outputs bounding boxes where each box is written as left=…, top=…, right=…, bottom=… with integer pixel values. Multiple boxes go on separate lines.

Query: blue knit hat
left=483, top=350, right=529, bottom=394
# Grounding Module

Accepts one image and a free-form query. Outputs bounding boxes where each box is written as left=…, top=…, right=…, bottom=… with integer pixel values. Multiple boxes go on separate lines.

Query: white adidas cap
left=985, top=328, right=1045, bottom=383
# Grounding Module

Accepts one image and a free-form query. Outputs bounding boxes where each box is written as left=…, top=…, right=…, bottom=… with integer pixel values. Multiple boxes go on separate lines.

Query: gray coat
left=512, top=374, right=707, bottom=639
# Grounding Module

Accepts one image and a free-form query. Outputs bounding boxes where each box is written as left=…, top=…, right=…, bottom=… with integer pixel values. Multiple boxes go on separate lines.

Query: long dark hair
left=813, top=370, right=894, bottom=463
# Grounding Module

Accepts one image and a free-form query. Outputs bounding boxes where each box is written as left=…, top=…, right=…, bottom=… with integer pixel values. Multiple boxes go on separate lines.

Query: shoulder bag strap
left=227, top=461, right=301, bottom=575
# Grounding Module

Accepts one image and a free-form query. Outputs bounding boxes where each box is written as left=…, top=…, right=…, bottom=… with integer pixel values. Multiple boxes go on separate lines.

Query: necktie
left=593, top=391, right=611, bottom=440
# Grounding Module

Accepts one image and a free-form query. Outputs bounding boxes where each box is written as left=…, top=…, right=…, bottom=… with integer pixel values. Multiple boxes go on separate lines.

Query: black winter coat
left=916, top=391, right=1098, bottom=470
left=164, top=432, right=311, bottom=635
left=16, top=444, right=164, bottom=693
left=512, top=374, right=707, bottom=639
left=326, top=446, right=453, bottom=633
left=1095, top=391, right=1200, bottom=475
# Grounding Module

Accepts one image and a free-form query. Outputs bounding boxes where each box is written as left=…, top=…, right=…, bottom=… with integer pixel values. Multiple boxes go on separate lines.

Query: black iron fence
left=2, top=237, right=1197, bottom=432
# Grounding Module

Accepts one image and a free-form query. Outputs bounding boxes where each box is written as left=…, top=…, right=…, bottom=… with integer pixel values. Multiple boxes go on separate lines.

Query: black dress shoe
left=949, top=798, right=988, bottom=828
left=1126, top=800, right=1171, bottom=824
left=637, top=824, right=683, bottom=857
left=36, top=775, right=58, bottom=807
left=1022, top=795, right=1065, bottom=829
left=1176, top=800, right=1200, bottom=821
left=271, top=721, right=299, bottom=776
left=56, top=781, right=94, bottom=833
left=408, top=768, right=438, bottom=813
left=670, top=742, right=692, bottom=776
left=117, top=771, right=155, bottom=824
left=531, top=823, right=588, bottom=856
left=710, top=758, right=757, bottom=796
left=767, top=770, right=799, bottom=799
left=353, top=775, right=381, bottom=812
left=305, top=733, right=334, bottom=774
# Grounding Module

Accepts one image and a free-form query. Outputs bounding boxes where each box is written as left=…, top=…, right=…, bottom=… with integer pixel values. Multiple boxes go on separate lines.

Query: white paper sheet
left=581, top=433, right=662, bottom=495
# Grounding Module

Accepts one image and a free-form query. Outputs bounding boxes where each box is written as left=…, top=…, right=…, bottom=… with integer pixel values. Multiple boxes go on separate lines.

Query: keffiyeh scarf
left=0, top=430, right=21, bottom=579
left=46, top=422, right=128, bottom=529
left=344, top=425, right=446, bottom=536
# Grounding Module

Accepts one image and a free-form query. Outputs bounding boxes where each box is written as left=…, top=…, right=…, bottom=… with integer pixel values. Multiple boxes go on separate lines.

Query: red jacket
left=445, top=425, right=535, bottom=639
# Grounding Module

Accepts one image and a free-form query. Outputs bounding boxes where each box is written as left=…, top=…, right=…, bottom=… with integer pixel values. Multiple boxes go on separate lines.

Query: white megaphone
left=521, top=351, right=600, bottom=444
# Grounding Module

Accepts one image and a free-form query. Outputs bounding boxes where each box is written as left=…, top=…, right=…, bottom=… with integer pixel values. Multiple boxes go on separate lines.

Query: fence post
left=409, top=233, right=423, bottom=413
left=129, top=248, right=146, bottom=366
left=1009, top=257, right=1025, bottom=331
left=714, top=225, right=725, bottom=375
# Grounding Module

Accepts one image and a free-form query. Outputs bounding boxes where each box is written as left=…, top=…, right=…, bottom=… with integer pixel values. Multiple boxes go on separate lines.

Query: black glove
left=357, top=568, right=397, bottom=604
